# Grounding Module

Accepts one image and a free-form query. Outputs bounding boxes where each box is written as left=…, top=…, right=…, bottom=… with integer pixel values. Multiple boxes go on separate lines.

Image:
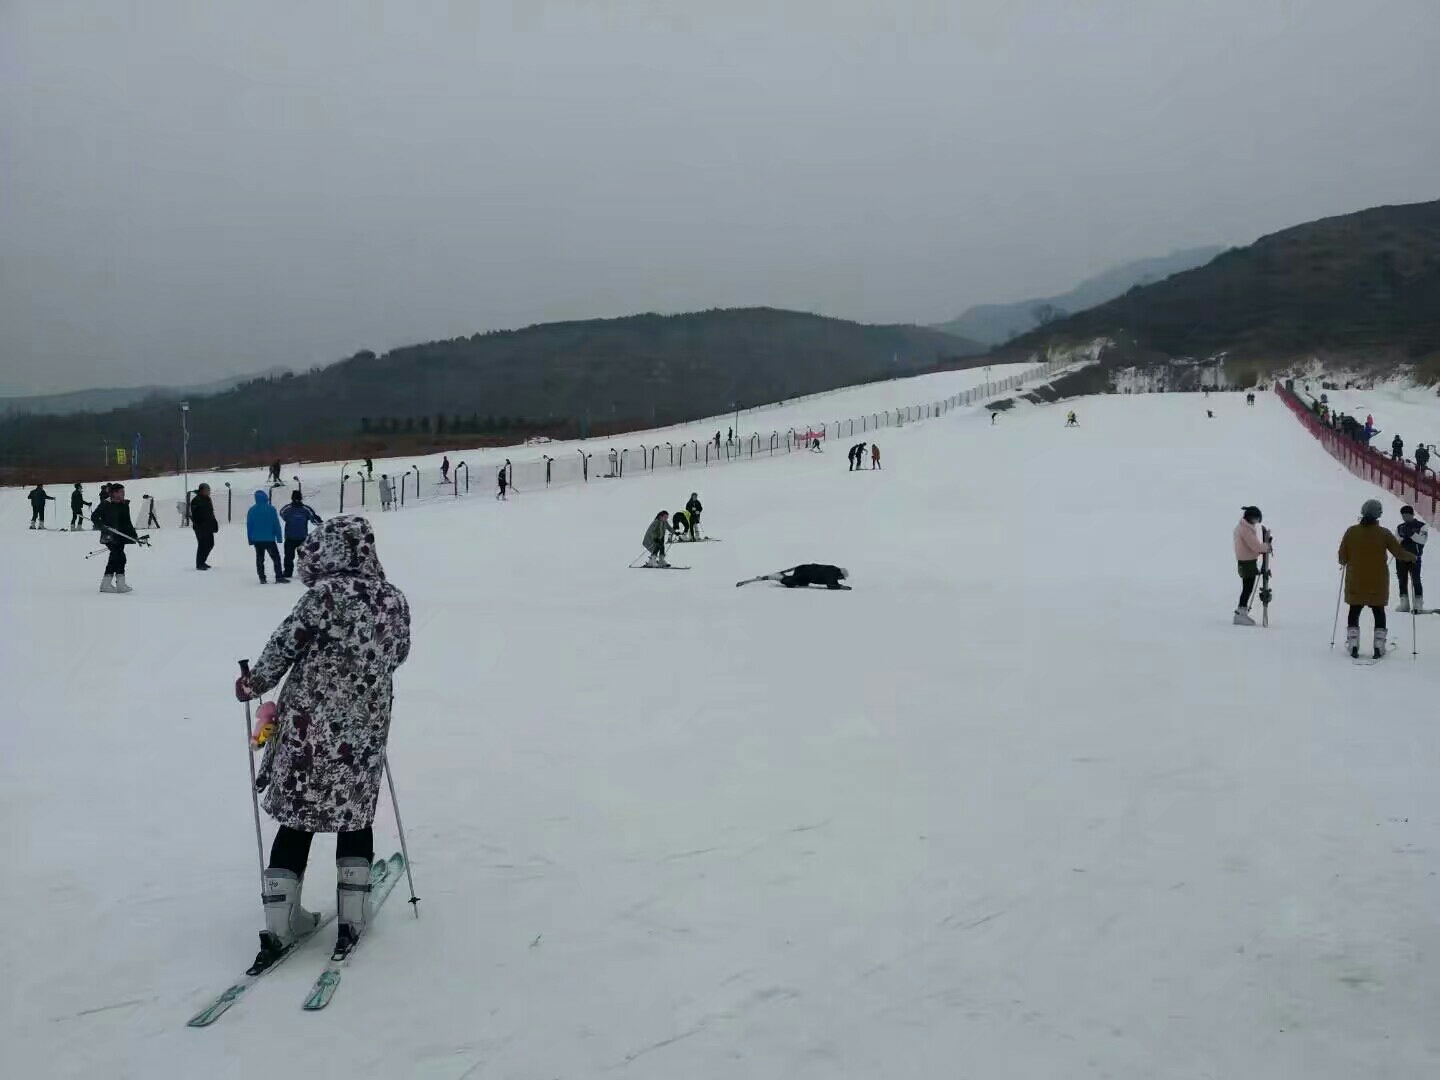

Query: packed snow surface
left=4, top=385, right=1440, bottom=1078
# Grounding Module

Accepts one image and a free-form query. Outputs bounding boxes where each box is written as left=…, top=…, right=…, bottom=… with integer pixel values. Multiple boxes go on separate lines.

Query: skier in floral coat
left=234, top=514, right=411, bottom=965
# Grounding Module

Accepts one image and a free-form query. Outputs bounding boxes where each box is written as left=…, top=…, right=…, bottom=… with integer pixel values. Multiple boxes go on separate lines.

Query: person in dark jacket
left=745, top=564, right=851, bottom=590
left=496, top=462, right=509, bottom=500
left=1392, top=434, right=1404, bottom=461
left=685, top=492, right=703, bottom=536
left=247, top=490, right=285, bottom=583
left=1417, top=444, right=1432, bottom=475
left=234, top=515, right=411, bottom=964
left=27, top=484, right=55, bottom=529
left=279, top=491, right=322, bottom=581
left=69, top=483, right=91, bottom=530
left=1396, top=504, right=1429, bottom=613
left=190, top=483, right=220, bottom=570
left=96, top=483, right=141, bottom=592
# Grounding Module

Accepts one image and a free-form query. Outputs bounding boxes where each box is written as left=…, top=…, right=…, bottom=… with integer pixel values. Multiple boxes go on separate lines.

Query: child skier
left=234, top=515, right=411, bottom=967
left=1396, top=504, right=1428, bottom=612
left=1232, top=506, right=1271, bottom=626
left=642, top=510, right=675, bottom=567
left=1338, top=499, right=1415, bottom=659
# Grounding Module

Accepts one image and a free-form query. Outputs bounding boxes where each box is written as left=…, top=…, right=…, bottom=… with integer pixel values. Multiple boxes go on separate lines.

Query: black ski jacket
left=190, top=492, right=219, bottom=533
left=96, top=500, right=137, bottom=545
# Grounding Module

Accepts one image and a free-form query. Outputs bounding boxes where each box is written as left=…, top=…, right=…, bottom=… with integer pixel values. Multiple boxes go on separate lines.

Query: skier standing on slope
left=191, top=483, right=219, bottom=570
left=1066, top=411, right=1079, bottom=427
left=69, top=483, right=90, bottom=530
left=1233, top=506, right=1272, bottom=626
left=96, top=483, right=142, bottom=593
left=1396, top=504, right=1428, bottom=613
left=642, top=510, right=675, bottom=567
left=247, top=490, right=285, bottom=583
left=1338, top=499, right=1414, bottom=659
left=686, top=492, right=703, bottom=534
left=27, top=483, right=55, bottom=529
left=234, top=515, right=411, bottom=966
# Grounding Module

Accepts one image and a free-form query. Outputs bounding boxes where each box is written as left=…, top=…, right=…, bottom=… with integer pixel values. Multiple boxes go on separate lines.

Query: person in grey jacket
left=642, top=511, right=675, bottom=567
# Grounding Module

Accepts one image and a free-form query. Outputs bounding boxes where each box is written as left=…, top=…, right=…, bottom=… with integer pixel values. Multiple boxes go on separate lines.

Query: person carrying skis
left=642, top=510, right=675, bottom=567
left=1392, top=434, right=1404, bottom=461
left=191, top=483, right=219, bottom=570
left=234, top=515, right=411, bottom=967
left=247, top=490, right=285, bottom=583
left=96, top=483, right=143, bottom=593
left=1233, top=506, right=1272, bottom=625
left=1338, top=498, right=1415, bottom=659
left=69, top=483, right=91, bottom=530
left=279, top=490, right=323, bottom=582
left=1396, top=504, right=1428, bottom=613
left=27, top=483, right=55, bottom=529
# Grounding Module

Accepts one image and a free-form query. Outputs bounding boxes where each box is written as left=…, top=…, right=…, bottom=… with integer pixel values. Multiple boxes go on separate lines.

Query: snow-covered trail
left=5, top=389, right=1440, bottom=1078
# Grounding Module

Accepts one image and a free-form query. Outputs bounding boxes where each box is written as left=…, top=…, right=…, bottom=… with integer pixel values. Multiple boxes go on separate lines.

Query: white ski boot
left=1233, top=608, right=1256, bottom=626
left=255, top=869, right=320, bottom=967
left=1398, top=594, right=1411, bottom=613
left=99, top=574, right=118, bottom=593
left=1415, top=593, right=1426, bottom=614
left=113, top=574, right=133, bottom=594
left=1346, top=625, right=1360, bottom=659
left=1374, top=627, right=1388, bottom=660
left=335, top=856, right=373, bottom=957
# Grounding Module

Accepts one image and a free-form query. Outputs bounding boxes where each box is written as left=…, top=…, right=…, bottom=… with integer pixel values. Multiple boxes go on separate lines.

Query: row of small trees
left=358, top=414, right=532, bottom=436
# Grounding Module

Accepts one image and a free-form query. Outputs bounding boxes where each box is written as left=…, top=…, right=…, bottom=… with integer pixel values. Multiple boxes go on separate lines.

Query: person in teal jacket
left=247, top=490, right=285, bottom=583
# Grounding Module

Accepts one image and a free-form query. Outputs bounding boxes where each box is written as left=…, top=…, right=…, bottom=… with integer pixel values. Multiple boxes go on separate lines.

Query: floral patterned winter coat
left=242, top=515, right=411, bottom=832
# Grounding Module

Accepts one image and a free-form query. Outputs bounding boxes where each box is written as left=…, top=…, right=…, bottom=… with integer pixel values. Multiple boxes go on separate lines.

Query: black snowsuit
left=70, top=488, right=90, bottom=529
left=191, top=492, right=219, bottom=569
left=27, top=486, right=54, bottom=526
left=779, top=564, right=849, bottom=590
left=96, top=499, right=137, bottom=575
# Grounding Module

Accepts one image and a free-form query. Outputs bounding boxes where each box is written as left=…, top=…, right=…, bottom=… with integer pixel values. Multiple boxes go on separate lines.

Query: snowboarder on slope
left=1233, top=506, right=1272, bottom=626
left=1396, top=504, right=1428, bottom=612
left=69, top=483, right=91, bottom=530
left=234, top=515, right=411, bottom=966
left=1338, top=499, right=1414, bottom=659
left=96, top=483, right=141, bottom=593
left=642, top=510, right=675, bottom=567
left=247, top=490, right=285, bottom=583
left=27, top=483, right=55, bottom=529
left=191, top=484, right=219, bottom=570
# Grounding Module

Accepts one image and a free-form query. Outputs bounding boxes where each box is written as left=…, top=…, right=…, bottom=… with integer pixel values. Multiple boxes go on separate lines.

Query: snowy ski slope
left=4, top=385, right=1440, bottom=1078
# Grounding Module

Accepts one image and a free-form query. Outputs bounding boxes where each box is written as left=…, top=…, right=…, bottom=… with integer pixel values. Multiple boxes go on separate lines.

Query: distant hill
left=0, top=308, right=982, bottom=470
left=935, top=246, right=1227, bottom=345
left=994, top=201, right=1440, bottom=379
left=0, top=367, right=292, bottom=418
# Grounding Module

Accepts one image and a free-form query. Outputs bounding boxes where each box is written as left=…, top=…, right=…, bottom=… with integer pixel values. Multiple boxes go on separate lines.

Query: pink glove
left=251, top=701, right=278, bottom=748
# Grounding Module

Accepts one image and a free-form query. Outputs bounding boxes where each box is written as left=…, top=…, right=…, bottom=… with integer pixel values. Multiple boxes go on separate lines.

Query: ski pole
left=1412, top=603, right=1419, bottom=658
left=239, top=660, right=268, bottom=895
left=382, top=751, right=421, bottom=917
left=1329, top=567, right=1345, bottom=648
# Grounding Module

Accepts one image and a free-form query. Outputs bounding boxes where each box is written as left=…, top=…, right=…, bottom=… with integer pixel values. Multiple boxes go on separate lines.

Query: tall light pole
left=180, top=401, right=191, bottom=506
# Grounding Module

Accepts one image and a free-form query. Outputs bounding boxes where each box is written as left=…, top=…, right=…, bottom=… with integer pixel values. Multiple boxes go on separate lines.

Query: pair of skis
left=185, top=852, right=404, bottom=1026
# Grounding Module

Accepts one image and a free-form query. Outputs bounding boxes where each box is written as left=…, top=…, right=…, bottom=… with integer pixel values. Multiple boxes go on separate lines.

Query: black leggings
left=1399, top=556, right=1424, bottom=597
left=1237, top=560, right=1258, bottom=608
left=1347, top=605, right=1387, bottom=630
left=268, top=825, right=374, bottom=876
left=104, top=544, right=127, bottom=575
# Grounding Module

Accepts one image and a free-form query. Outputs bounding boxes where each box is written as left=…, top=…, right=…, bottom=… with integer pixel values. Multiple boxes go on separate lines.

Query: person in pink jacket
left=1233, top=505, right=1272, bottom=625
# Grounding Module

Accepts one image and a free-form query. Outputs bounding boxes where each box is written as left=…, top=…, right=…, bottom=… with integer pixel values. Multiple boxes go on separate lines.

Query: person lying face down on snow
left=737, top=564, right=851, bottom=590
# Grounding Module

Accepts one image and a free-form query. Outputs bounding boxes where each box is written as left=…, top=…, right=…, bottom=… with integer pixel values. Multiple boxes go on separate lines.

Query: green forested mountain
left=0, top=308, right=981, bottom=470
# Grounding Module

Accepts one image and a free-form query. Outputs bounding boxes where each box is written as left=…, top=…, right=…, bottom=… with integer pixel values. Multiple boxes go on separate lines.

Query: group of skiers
left=641, top=493, right=704, bottom=567
left=1232, top=498, right=1429, bottom=660
left=847, top=443, right=879, bottom=470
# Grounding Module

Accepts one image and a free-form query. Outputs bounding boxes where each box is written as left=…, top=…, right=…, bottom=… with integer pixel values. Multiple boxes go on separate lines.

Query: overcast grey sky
left=1, top=0, right=1436, bottom=395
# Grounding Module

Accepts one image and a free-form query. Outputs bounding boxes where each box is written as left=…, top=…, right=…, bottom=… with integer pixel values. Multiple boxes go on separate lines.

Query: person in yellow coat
left=1338, top=498, right=1415, bottom=659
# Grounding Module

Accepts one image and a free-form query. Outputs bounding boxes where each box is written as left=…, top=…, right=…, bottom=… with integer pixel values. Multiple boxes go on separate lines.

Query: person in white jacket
left=1233, top=505, right=1272, bottom=626
left=1396, top=504, right=1429, bottom=612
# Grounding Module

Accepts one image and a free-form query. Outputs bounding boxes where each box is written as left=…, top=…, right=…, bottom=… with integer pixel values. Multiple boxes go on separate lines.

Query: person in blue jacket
left=247, top=490, right=285, bottom=583
left=279, top=490, right=322, bottom=582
